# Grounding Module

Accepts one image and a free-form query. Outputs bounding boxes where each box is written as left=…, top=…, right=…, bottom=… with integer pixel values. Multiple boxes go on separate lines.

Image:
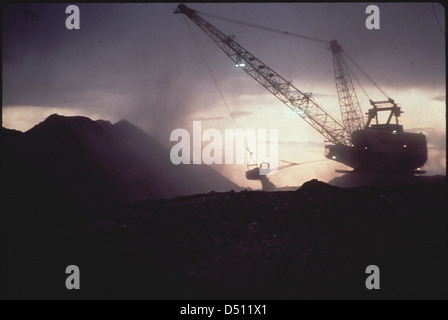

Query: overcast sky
left=2, top=3, right=446, bottom=187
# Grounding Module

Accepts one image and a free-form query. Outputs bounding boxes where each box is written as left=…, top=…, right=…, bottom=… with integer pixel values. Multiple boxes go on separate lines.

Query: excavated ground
left=2, top=179, right=447, bottom=299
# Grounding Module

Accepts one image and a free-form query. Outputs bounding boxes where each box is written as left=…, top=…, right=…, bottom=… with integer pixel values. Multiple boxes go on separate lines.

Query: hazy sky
left=2, top=3, right=446, bottom=188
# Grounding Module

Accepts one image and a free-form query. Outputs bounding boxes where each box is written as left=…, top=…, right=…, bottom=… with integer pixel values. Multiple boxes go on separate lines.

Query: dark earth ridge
left=2, top=179, right=446, bottom=299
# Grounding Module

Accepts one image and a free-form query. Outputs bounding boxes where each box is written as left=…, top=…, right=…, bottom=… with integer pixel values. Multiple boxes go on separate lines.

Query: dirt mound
left=297, top=178, right=338, bottom=193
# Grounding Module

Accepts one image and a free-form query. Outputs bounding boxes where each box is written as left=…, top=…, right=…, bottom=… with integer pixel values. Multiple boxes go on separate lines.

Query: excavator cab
left=326, top=99, right=427, bottom=173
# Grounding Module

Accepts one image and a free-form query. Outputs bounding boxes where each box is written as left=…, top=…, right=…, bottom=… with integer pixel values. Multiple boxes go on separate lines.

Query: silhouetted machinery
left=175, top=4, right=427, bottom=175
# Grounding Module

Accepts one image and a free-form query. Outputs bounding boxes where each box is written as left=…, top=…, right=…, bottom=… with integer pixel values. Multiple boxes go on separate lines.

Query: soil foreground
left=2, top=178, right=447, bottom=300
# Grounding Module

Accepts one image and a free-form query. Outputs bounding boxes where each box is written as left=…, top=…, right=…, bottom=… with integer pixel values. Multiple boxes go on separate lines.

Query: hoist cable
left=343, top=51, right=389, bottom=99
left=183, top=16, right=265, bottom=165
left=199, top=10, right=328, bottom=44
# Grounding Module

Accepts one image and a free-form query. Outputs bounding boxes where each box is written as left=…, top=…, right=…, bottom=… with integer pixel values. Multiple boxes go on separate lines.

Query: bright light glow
left=392, top=130, right=397, bottom=134
left=364, top=146, right=368, bottom=150
left=2, top=105, right=113, bottom=132
left=403, top=144, right=407, bottom=148
left=234, top=63, right=246, bottom=68
left=332, top=155, right=336, bottom=160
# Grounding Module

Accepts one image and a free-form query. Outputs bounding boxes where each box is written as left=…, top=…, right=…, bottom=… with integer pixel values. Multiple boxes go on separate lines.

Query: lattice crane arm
left=174, top=4, right=351, bottom=146
left=330, top=40, right=365, bottom=133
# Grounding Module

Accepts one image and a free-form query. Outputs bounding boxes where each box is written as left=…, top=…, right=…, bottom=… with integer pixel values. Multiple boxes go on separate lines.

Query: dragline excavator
left=175, top=4, right=428, bottom=175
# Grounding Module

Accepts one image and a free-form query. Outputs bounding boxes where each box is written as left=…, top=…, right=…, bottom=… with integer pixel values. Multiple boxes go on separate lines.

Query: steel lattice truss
left=176, top=5, right=351, bottom=146
left=330, top=41, right=365, bottom=135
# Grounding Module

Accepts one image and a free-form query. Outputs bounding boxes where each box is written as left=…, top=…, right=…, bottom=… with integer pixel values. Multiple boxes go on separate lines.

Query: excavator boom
left=330, top=40, right=365, bottom=133
left=175, top=4, right=350, bottom=146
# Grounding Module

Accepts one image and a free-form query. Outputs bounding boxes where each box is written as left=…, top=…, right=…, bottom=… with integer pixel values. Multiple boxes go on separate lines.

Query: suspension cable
left=347, top=61, right=370, bottom=100
left=342, top=51, right=389, bottom=99
left=291, top=47, right=329, bottom=83
left=183, top=15, right=239, bottom=129
left=182, top=16, right=264, bottom=165
left=199, top=10, right=328, bottom=44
